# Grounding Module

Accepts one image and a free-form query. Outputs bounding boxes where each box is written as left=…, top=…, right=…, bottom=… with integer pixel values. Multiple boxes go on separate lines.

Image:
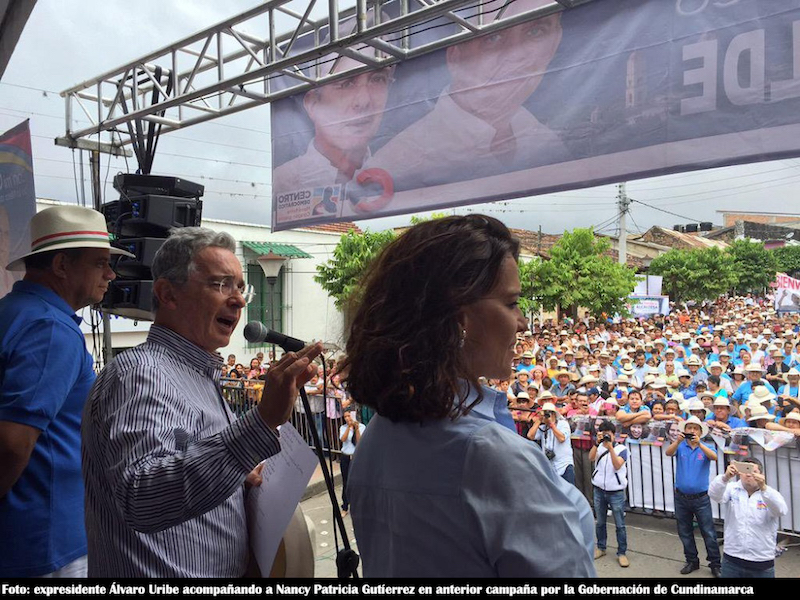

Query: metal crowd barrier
left=624, top=440, right=800, bottom=535
left=220, top=378, right=262, bottom=417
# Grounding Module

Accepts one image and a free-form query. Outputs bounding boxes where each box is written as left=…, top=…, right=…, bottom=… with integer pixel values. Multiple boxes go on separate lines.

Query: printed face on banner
left=304, top=67, right=394, bottom=158
left=444, top=8, right=562, bottom=132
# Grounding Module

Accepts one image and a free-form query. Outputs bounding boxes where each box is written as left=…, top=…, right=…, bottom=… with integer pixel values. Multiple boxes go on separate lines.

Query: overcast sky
left=2, top=0, right=800, bottom=237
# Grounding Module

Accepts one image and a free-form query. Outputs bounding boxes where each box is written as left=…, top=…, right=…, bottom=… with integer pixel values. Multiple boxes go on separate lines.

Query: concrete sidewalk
left=299, top=482, right=800, bottom=578
left=301, top=459, right=342, bottom=502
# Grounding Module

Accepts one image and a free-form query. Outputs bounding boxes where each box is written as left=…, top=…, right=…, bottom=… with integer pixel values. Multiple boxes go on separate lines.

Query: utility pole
left=617, top=182, right=630, bottom=265
left=89, top=150, right=114, bottom=367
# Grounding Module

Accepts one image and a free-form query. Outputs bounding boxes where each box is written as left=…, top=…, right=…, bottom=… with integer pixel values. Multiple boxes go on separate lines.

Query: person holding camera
left=708, top=457, right=788, bottom=578
left=528, top=402, right=575, bottom=484
left=665, top=416, right=722, bottom=578
left=589, top=420, right=630, bottom=567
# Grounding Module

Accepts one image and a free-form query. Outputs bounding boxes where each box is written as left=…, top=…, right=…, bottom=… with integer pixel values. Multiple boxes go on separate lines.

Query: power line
left=630, top=198, right=697, bottom=222
left=630, top=164, right=800, bottom=191
left=633, top=172, right=800, bottom=204
left=30, top=155, right=271, bottom=186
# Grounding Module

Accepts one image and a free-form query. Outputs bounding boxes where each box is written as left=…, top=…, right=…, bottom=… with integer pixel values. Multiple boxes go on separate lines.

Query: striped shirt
left=81, top=325, right=280, bottom=577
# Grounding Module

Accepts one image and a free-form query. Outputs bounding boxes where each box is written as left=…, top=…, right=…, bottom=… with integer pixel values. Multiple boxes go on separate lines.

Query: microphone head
left=244, top=321, right=269, bottom=343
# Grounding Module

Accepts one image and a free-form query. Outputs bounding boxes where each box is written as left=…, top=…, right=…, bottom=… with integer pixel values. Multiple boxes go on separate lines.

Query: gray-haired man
left=82, top=227, right=322, bottom=576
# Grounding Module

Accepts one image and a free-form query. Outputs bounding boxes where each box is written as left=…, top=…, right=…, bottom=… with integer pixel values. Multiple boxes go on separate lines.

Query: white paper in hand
left=246, top=422, right=318, bottom=576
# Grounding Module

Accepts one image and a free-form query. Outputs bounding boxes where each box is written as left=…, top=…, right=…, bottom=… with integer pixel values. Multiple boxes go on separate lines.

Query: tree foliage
left=727, top=239, right=778, bottom=294
left=648, top=247, right=737, bottom=302
left=773, top=245, right=800, bottom=277
left=518, top=258, right=541, bottom=316
left=528, top=228, right=638, bottom=318
left=314, top=229, right=396, bottom=309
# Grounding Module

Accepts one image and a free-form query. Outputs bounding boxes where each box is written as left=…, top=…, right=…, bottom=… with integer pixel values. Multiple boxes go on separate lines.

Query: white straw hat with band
left=6, top=205, right=135, bottom=271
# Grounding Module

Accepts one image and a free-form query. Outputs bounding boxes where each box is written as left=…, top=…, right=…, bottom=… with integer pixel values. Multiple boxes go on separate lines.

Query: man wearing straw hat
left=0, top=205, right=134, bottom=577
left=666, top=416, right=722, bottom=578
left=732, top=363, right=776, bottom=405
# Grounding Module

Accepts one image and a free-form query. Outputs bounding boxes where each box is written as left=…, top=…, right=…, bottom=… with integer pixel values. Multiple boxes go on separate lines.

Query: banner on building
left=0, top=120, right=36, bottom=299
left=271, top=0, right=800, bottom=230
left=774, top=272, right=800, bottom=312
left=628, top=295, right=670, bottom=317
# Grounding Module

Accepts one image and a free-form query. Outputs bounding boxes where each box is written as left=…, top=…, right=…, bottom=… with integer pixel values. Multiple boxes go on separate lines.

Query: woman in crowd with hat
left=343, top=215, right=594, bottom=577
left=779, top=412, right=800, bottom=435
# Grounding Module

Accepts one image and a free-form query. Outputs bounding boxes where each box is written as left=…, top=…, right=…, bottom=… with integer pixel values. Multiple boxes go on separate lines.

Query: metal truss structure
left=56, top=0, right=596, bottom=157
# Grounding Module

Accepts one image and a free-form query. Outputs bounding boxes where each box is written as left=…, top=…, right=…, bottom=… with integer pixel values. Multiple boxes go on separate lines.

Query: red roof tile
left=301, top=222, right=363, bottom=234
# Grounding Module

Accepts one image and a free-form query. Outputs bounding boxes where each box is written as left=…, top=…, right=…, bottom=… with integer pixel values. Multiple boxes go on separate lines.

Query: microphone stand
left=298, top=376, right=360, bottom=579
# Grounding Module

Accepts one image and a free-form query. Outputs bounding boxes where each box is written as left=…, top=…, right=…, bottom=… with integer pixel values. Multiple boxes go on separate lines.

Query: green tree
left=726, top=239, right=778, bottom=295
left=528, top=228, right=638, bottom=318
left=648, top=247, right=737, bottom=303
left=314, top=229, right=396, bottom=309
left=773, top=245, right=800, bottom=277
left=517, top=258, right=541, bottom=316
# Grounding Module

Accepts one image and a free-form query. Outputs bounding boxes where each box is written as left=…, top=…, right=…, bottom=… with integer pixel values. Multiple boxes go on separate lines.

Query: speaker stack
left=100, top=174, right=204, bottom=321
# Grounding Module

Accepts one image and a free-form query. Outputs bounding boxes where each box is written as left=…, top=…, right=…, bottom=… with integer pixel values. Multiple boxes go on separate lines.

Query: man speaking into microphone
left=81, top=227, right=322, bottom=577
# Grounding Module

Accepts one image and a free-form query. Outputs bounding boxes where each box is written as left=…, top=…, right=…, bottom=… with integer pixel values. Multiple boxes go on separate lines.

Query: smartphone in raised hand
left=732, top=461, right=756, bottom=475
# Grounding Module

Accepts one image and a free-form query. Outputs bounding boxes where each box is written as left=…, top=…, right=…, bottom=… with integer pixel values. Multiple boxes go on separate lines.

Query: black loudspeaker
left=113, top=173, right=204, bottom=199
left=101, top=174, right=203, bottom=322
left=100, top=280, right=153, bottom=321
left=102, top=195, right=202, bottom=237
left=113, top=237, right=165, bottom=278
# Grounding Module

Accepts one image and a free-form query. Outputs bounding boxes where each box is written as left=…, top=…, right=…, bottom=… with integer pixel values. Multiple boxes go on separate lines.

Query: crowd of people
left=221, top=269, right=799, bottom=578
left=487, top=298, right=796, bottom=576
left=1, top=207, right=794, bottom=580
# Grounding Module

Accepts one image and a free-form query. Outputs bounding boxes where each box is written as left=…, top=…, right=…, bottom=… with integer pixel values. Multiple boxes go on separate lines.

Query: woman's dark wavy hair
left=341, top=214, right=519, bottom=423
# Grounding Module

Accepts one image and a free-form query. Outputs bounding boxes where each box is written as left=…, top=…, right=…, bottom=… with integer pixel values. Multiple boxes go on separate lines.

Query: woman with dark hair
left=343, top=215, right=594, bottom=578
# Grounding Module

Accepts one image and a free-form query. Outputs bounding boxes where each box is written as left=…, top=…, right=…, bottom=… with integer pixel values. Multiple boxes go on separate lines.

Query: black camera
left=545, top=449, right=556, bottom=460
left=684, top=432, right=696, bottom=440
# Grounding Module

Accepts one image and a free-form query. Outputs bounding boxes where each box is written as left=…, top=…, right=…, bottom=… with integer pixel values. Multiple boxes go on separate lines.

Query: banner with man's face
left=774, top=273, right=800, bottom=312
left=0, top=120, right=36, bottom=299
left=271, top=0, right=800, bottom=231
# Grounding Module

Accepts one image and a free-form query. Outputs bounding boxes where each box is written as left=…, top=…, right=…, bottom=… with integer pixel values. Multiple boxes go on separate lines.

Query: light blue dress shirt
left=348, top=384, right=596, bottom=577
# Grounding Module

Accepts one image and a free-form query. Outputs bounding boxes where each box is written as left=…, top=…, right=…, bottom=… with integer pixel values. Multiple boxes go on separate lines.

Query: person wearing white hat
left=597, top=352, right=617, bottom=387
left=777, top=368, right=800, bottom=414
left=731, top=363, right=776, bottom=405
left=589, top=419, right=630, bottom=568
left=706, top=397, right=747, bottom=433
left=0, top=205, right=136, bottom=578
left=528, top=402, right=575, bottom=485
left=666, top=416, right=722, bottom=578
left=709, top=457, right=788, bottom=578
left=779, top=411, right=800, bottom=435
left=766, top=348, right=790, bottom=389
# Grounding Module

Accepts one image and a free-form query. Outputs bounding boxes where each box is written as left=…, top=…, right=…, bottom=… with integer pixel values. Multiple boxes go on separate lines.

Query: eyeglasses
left=204, top=276, right=256, bottom=304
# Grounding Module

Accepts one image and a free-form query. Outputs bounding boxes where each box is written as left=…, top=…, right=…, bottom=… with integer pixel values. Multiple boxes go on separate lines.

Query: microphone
left=243, top=321, right=306, bottom=352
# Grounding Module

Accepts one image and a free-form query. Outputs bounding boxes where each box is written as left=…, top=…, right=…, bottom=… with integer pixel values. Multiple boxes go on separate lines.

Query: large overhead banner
left=271, top=0, right=800, bottom=230
left=0, top=120, right=36, bottom=299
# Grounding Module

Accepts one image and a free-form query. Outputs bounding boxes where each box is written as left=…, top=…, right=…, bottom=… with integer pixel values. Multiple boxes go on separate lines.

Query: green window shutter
left=246, top=263, right=284, bottom=349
